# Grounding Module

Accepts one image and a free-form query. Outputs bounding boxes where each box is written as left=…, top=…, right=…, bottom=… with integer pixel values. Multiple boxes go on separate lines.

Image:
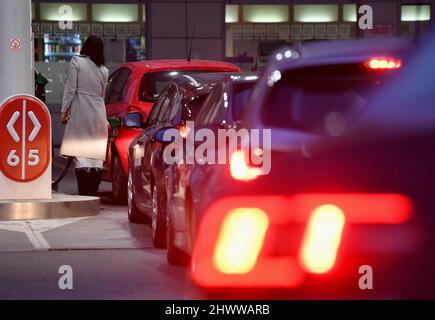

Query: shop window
left=40, top=3, right=87, bottom=21
left=401, top=5, right=431, bottom=22
left=243, top=5, right=289, bottom=23
left=92, top=4, right=139, bottom=23
left=294, top=4, right=339, bottom=23
left=226, top=5, right=239, bottom=23
left=343, top=4, right=357, bottom=22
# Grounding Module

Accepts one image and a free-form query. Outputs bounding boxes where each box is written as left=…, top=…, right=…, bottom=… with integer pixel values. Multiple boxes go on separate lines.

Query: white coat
left=60, top=55, right=109, bottom=161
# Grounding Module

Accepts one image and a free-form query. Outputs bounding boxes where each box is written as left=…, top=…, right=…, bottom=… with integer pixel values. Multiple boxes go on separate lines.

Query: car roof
left=122, top=59, right=241, bottom=72
left=243, top=37, right=415, bottom=150
left=267, top=37, right=412, bottom=72
left=170, top=72, right=257, bottom=90
left=179, top=71, right=258, bottom=84
left=348, top=34, right=435, bottom=137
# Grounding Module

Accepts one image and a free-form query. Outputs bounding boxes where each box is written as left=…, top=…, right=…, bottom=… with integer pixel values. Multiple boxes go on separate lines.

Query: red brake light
left=213, top=208, right=269, bottom=274
left=365, top=57, right=402, bottom=70
left=299, top=204, right=346, bottom=274
left=190, top=194, right=413, bottom=288
left=178, top=124, right=191, bottom=139
left=230, top=150, right=261, bottom=181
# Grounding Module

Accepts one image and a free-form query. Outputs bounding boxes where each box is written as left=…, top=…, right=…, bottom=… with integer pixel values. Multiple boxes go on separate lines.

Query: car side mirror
left=124, top=112, right=144, bottom=128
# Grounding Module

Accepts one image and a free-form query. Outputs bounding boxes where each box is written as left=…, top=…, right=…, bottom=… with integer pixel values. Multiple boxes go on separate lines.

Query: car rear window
left=232, top=82, right=255, bottom=121
left=139, top=70, right=225, bottom=103
left=262, top=63, right=399, bottom=134
left=184, top=93, right=211, bottom=120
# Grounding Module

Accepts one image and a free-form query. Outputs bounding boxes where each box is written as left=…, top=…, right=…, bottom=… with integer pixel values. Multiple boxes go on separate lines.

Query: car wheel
left=112, top=152, right=128, bottom=203
left=166, top=213, right=189, bottom=266
left=151, top=184, right=166, bottom=249
left=127, top=169, right=147, bottom=224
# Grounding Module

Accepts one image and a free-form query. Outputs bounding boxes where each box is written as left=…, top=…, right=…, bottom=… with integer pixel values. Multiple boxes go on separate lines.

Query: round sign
left=10, top=38, right=21, bottom=51
left=0, top=95, right=51, bottom=182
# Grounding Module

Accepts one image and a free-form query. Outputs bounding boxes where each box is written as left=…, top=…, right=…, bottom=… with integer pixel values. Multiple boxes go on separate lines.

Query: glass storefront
left=225, top=3, right=432, bottom=64
left=32, top=2, right=146, bottom=63
left=31, top=2, right=147, bottom=106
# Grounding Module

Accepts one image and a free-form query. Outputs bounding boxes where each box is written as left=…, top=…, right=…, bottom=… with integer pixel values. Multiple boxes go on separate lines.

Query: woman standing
left=60, top=36, right=109, bottom=196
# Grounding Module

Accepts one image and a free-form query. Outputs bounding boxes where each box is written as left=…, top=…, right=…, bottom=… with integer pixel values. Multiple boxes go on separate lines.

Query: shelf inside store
left=44, top=41, right=81, bottom=45
left=44, top=52, right=80, bottom=57
left=43, top=34, right=82, bottom=61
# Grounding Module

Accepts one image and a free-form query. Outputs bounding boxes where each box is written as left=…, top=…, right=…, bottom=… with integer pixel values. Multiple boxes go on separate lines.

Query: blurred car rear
left=165, top=73, right=258, bottom=265
left=189, top=38, right=425, bottom=298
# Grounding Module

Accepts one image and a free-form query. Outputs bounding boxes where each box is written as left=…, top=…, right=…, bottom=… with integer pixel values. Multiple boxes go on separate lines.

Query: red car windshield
left=139, top=70, right=226, bottom=103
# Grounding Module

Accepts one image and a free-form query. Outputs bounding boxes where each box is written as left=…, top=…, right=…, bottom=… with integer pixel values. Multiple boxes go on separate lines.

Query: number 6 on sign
left=7, top=150, right=20, bottom=167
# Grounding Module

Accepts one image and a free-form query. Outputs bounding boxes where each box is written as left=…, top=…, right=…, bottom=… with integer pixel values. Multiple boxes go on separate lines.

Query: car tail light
left=230, top=150, right=261, bottom=181
left=191, top=194, right=413, bottom=288
left=365, top=57, right=402, bottom=70
left=299, top=205, right=345, bottom=274
left=213, top=208, right=269, bottom=274
left=178, top=124, right=191, bottom=139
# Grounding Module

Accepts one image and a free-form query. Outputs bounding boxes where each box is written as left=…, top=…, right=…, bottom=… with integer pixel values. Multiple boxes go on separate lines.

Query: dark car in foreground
left=165, top=72, right=258, bottom=265
left=188, top=38, right=418, bottom=296
left=127, top=73, right=238, bottom=248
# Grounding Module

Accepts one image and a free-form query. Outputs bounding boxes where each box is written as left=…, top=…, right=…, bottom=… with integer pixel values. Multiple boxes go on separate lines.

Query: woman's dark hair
left=80, top=35, right=105, bottom=67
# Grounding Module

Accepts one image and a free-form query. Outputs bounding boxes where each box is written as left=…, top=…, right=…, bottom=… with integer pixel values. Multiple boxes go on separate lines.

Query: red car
left=103, top=60, right=241, bottom=202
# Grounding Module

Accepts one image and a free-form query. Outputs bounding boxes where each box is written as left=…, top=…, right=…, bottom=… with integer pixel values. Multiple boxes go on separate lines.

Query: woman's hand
left=62, top=112, right=70, bottom=125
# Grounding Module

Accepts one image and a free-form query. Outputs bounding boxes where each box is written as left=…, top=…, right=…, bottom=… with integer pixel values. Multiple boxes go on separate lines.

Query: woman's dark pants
left=75, top=168, right=103, bottom=196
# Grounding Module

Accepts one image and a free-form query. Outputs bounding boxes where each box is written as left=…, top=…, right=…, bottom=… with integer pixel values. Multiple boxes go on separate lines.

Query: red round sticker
left=0, top=95, right=51, bottom=182
left=10, top=38, right=21, bottom=50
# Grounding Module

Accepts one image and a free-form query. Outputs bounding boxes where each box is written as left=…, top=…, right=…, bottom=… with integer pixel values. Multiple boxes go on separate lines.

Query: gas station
left=0, top=0, right=434, bottom=304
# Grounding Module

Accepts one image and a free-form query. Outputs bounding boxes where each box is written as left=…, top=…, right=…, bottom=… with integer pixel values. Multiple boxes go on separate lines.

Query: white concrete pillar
left=0, top=0, right=33, bottom=103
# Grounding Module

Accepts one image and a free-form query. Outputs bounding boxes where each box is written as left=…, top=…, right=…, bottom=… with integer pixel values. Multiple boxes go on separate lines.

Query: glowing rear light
left=299, top=204, right=346, bottom=274
left=230, top=150, right=261, bottom=181
left=190, top=194, right=413, bottom=288
left=178, top=124, right=191, bottom=139
left=365, top=57, right=402, bottom=70
left=213, top=208, right=269, bottom=274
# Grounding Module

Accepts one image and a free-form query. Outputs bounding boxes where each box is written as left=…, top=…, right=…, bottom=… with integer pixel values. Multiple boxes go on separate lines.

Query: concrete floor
left=0, top=151, right=201, bottom=299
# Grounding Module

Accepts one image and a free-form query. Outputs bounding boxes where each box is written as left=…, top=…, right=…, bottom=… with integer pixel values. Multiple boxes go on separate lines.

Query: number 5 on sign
left=28, top=150, right=40, bottom=166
